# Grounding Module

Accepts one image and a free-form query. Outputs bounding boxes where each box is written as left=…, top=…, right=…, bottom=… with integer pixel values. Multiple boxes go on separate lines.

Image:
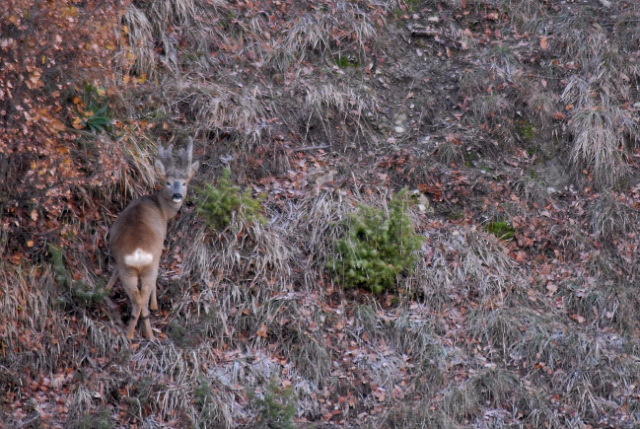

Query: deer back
left=109, top=194, right=170, bottom=269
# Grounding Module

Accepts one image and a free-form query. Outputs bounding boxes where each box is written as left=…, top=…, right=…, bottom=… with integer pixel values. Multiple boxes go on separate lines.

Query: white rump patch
left=124, top=249, right=153, bottom=267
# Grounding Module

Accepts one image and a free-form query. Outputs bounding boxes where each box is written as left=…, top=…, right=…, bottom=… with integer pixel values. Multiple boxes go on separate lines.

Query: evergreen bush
left=196, top=167, right=265, bottom=230
left=328, top=191, right=424, bottom=293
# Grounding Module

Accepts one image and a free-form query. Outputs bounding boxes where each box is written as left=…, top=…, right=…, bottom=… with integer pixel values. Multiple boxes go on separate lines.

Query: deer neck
left=153, top=191, right=183, bottom=221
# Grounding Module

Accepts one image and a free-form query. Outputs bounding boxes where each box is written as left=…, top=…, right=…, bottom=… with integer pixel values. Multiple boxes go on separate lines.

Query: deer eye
left=166, top=182, right=171, bottom=186
left=182, top=182, right=186, bottom=186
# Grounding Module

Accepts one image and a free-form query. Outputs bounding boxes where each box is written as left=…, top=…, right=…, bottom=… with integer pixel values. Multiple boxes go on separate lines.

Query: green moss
left=196, top=167, right=266, bottom=230
left=327, top=190, right=424, bottom=294
left=516, top=120, right=535, bottom=142
left=335, top=55, right=359, bottom=68
left=449, top=211, right=464, bottom=221
left=485, top=220, right=515, bottom=241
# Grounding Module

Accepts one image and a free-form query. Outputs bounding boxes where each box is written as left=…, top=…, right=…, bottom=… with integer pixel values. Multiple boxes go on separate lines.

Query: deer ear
left=189, top=161, right=200, bottom=179
left=155, top=158, right=167, bottom=178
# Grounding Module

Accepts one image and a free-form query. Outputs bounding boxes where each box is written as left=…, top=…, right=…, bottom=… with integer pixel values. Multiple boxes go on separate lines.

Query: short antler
left=173, top=137, right=192, bottom=168
left=157, top=143, right=174, bottom=169
left=187, top=136, right=194, bottom=164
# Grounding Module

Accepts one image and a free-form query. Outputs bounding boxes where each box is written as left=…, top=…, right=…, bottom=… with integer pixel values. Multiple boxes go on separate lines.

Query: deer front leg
left=120, top=273, right=142, bottom=340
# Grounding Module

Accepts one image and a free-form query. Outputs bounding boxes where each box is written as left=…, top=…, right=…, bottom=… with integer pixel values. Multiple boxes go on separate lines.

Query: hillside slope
left=3, top=0, right=640, bottom=427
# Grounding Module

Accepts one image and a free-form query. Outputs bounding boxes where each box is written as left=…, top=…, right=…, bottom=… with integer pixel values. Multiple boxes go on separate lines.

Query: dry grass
left=0, top=265, right=66, bottom=372
left=588, top=191, right=639, bottom=240
left=561, top=90, right=634, bottom=186
left=302, top=83, right=378, bottom=140
left=276, top=191, right=364, bottom=286
left=411, top=227, right=517, bottom=306
left=116, top=0, right=383, bottom=149
left=180, top=211, right=292, bottom=289
left=388, top=313, right=445, bottom=390
left=558, top=27, right=640, bottom=187
left=158, top=78, right=267, bottom=140
left=276, top=2, right=376, bottom=72
left=121, top=5, right=155, bottom=77
left=380, top=405, right=454, bottom=429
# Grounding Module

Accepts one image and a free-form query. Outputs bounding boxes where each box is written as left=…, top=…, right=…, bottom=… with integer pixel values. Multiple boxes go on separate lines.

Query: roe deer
left=105, top=138, right=199, bottom=340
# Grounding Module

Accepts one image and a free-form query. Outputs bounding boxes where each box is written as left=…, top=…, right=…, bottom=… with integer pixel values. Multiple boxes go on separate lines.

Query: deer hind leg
left=139, top=266, right=159, bottom=340
left=120, top=272, right=142, bottom=340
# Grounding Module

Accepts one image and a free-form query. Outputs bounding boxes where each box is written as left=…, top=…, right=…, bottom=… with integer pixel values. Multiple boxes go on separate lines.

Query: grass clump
left=328, top=191, right=424, bottom=294
left=196, top=167, right=265, bottom=230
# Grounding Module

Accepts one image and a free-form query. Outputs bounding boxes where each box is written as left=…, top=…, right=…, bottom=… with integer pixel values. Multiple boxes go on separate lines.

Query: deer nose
left=172, top=193, right=183, bottom=201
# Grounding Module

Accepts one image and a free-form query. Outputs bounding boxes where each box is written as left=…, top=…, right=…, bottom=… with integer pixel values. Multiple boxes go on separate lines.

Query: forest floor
left=3, top=0, right=640, bottom=427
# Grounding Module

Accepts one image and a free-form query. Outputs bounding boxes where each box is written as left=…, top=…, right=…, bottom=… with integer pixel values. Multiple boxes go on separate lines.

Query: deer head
left=155, top=137, right=200, bottom=206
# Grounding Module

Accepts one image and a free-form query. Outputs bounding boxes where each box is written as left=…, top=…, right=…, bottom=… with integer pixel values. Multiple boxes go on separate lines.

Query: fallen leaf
left=569, top=314, right=585, bottom=324
left=256, top=323, right=268, bottom=338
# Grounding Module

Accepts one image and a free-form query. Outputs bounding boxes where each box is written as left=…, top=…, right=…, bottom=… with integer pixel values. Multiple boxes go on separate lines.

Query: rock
left=394, top=113, right=408, bottom=126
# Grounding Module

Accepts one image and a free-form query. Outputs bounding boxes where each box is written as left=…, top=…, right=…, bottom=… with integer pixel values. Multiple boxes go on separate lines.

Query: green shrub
left=194, top=375, right=217, bottom=427
left=251, top=378, right=297, bottom=429
left=73, top=283, right=109, bottom=309
left=49, top=244, right=108, bottom=309
left=327, top=191, right=424, bottom=294
left=73, top=82, right=111, bottom=133
left=196, top=167, right=266, bottom=230
left=49, top=243, right=71, bottom=289
left=77, top=408, right=114, bottom=429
